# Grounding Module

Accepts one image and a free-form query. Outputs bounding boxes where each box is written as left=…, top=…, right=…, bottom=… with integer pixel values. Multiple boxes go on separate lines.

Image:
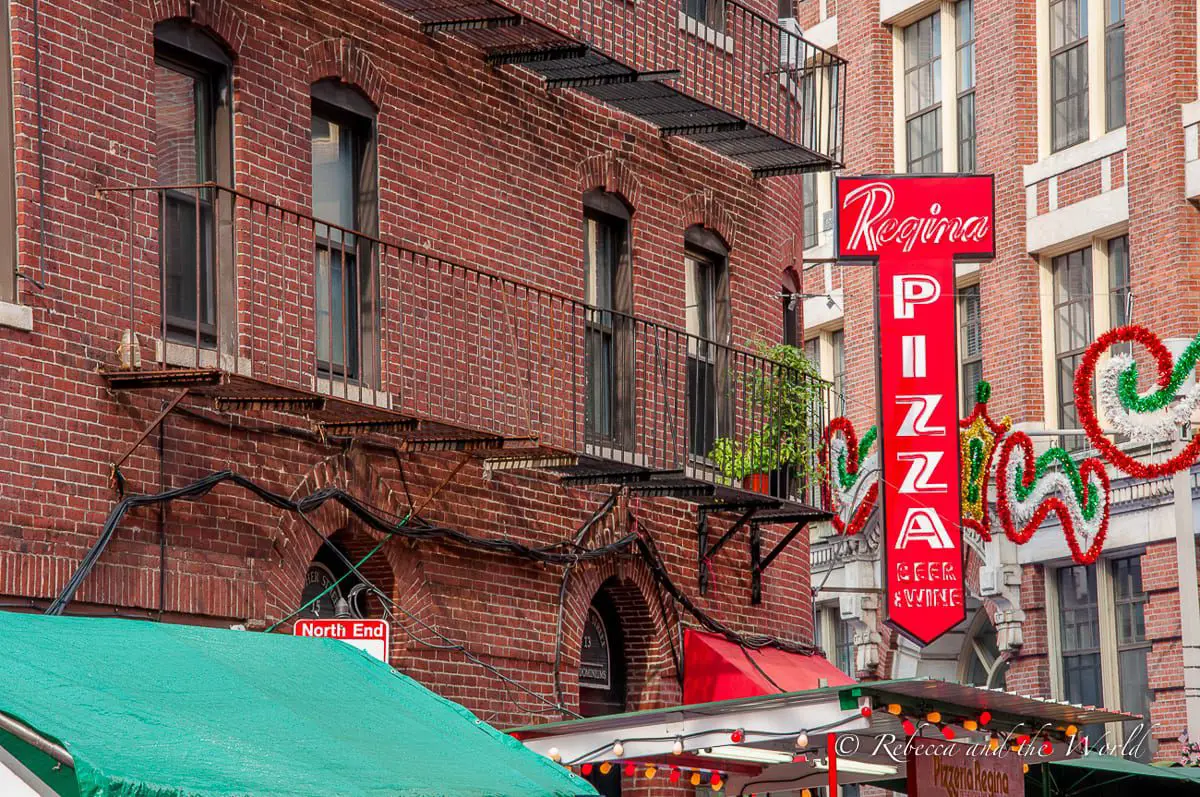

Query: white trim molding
left=1023, top=127, right=1127, bottom=187
left=1184, top=100, right=1200, bottom=201
left=805, top=14, right=838, bottom=50
left=0, top=300, right=31, bottom=332
left=1026, top=186, right=1128, bottom=255
left=880, top=0, right=940, bottom=26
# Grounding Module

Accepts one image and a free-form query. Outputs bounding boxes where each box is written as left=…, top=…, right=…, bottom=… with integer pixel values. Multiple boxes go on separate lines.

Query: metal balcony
left=386, top=0, right=845, bottom=176
left=97, top=183, right=832, bottom=521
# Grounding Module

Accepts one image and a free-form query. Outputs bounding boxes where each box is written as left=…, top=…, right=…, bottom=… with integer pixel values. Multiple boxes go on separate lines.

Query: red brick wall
left=0, top=0, right=818, bottom=766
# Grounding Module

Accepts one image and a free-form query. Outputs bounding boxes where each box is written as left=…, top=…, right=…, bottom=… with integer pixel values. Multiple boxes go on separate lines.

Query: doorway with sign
left=579, top=585, right=627, bottom=796
left=299, top=531, right=392, bottom=621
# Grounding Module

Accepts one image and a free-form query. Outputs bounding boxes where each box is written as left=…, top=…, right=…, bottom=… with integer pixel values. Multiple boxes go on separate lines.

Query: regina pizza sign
left=835, top=175, right=996, bottom=646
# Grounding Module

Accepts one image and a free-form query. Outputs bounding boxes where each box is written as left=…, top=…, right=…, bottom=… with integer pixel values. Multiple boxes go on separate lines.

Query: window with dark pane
left=1105, top=0, right=1125, bottom=131
left=1058, top=565, right=1104, bottom=743
left=956, top=0, right=976, bottom=172
left=1112, top=554, right=1152, bottom=760
left=835, top=618, right=855, bottom=677
left=831, top=328, right=846, bottom=415
left=312, top=81, right=377, bottom=384
left=685, top=227, right=730, bottom=460
left=1050, top=0, right=1089, bottom=151
left=584, top=191, right=633, bottom=450
left=682, top=0, right=725, bottom=31
left=803, top=172, right=819, bottom=249
left=959, top=283, right=983, bottom=410
left=1052, top=247, right=1092, bottom=450
left=905, top=13, right=942, bottom=173
left=1108, top=235, right=1131, bottom=355
left=154, top=23, right=230, bottom=345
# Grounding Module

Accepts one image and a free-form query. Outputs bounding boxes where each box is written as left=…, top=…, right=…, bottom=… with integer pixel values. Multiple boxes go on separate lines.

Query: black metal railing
left=102, top=183, right=832, bottom=503
left=390, top=0, right=846, bottom=175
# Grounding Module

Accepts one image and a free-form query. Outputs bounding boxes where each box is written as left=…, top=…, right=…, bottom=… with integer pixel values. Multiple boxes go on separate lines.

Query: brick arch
left=150, top=0, right=248, bottom=54
left=304, top=37, right=386, bottom=111
left=262, top=452, right=436, bottom=663
left=579, top=153, right=644, bottom=210
left=560, top=524, right=680, bottom=714
left=681, top=189, right=737, bottom=250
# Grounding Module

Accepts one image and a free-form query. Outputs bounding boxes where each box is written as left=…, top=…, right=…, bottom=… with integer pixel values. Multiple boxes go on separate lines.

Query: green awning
left=0, top=612, right=595, bottom=797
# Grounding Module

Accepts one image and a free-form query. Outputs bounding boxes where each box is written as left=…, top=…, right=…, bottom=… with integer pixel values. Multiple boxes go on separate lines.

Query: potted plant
left=709, top=343, right=826, bottom=496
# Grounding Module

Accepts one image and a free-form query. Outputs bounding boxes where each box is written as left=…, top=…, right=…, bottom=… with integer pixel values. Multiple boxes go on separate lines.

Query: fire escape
left=96, top=0, right=845, bottom=605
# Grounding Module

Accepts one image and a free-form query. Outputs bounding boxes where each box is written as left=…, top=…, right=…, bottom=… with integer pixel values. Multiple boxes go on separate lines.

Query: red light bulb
left=581, top=764, right=592, bottom=776
left=979, top=711, right=992, bottom=726
left=731, top=728, right=744, bottom=743
left=902, top=719, right=917, bottom=735
left=1041, top=741, right=1053, bottom=755
left=942, top=725, right=956, bottom=740
left=624, top=762, right=635, bottom=777
left=861, top=706, right=873, bottom=718
left=669, top=767, right=681, bottom=784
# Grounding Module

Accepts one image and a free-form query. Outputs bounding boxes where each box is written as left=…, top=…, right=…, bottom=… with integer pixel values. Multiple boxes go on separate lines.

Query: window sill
left=879, top=0, right=940, bottom=26
left=1024, top=127, right=1126, bottom=187
left=0, top=300, right=32, bottom=332
left=677, top=11, right=733, bottom=54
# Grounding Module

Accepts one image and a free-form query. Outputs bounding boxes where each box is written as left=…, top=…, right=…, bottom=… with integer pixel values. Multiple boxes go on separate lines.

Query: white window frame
left=1045, top=554, right=1149, bottom=753
left=1037, top=232, right=1128, bottom=447
left=1036, top=0, right=1127, bottom=161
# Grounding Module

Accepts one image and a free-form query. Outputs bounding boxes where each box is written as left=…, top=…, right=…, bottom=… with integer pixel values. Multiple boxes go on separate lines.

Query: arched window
left=153, top=20, right=233, bottom=348
left=684, top=225, right=730, bottom=459
left=299, top=531, right=392, bottom=621
left=583, top=189, right=633, bottom=450
left=959, top=612, right=1009, bottom=689
left=311, top=79, right=378, bottom=386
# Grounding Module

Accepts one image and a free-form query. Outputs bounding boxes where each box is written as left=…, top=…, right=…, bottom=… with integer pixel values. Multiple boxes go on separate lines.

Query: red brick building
left=799, top=0, right=1200, bottom=772
left=0, top=0, right=847, bottom=793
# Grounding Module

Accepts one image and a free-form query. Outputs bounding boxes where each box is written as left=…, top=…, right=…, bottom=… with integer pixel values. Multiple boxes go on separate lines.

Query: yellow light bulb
left=988, top=737, right=1000, bottom=751
left=927, top=711, right=942, bottom=724
left=691, top=771, right=702, bottom=786
left=599, top=762, right=612, bottom=775
left=1066, top=724, right=1078, bottom=737
left=887, top=703, right=903, bottom=715
left=1023, top=763, right=1030, bottom=774
left=963, top=719, right=978, bottom=732
left=644, top=765, right=656, bottom=779
left=802, top=790, right=813, bottom=797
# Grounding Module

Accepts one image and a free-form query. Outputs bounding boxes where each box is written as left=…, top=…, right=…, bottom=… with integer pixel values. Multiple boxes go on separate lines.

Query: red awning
left=682, top=629, right=855, bottom=705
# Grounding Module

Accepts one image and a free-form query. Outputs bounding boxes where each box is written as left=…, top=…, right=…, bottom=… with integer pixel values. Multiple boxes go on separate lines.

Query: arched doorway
left=579, top=584, right=627, bottom=796
left=299, top=531, right=390, bottom=621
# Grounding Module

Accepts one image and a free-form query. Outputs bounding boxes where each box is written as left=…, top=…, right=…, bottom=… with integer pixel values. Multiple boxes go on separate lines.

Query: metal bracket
left=697, top=507, right=758, bottom=596
left=110, top=389, right=190, bottom=493
left=751, top=520, right=808, bottom=605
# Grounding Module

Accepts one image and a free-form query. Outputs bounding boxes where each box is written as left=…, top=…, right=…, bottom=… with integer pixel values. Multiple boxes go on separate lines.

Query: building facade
left=0, top=0, right=847, bottom=793
left=799, top=0, right=1200, bottom=769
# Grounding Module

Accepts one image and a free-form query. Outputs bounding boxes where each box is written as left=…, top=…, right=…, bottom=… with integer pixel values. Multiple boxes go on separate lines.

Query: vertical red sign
left=835, top=175, right=995, bottom=646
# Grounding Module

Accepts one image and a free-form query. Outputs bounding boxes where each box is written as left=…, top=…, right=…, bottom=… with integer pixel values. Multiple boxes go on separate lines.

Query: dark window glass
left=831, top=328, right=846, bottom=415
left=1050, top=0, right=1089, bottom=151
left=312, top=93, right=376, bottom=384
left=584, top=200, right=631, bottom=448
left=580, top=588, right=626, bottom=797
left=1108, top=235, right=1131, bottom=355
left=1113, top=555, right=1152, bottom=760
left=155, top=55, right=220, bottom=344
left=959, top=283, right=983, bottom=410
left=1105, top=0, right=1125, bottom=131
left=682, top=0, right=725, bottom=31
left=803, top=172, right=819, bottom=249
left=905, top=13, right=942, bottom=173
left=1058, top=565, right=1104, bottom=742
left=685, top=230, right=729, bottom=460
left=1053, top=247, right=1093, bottom=450
left=956, top=0, right=976, bottom=172
left=835, top=619, right=855, bottom=677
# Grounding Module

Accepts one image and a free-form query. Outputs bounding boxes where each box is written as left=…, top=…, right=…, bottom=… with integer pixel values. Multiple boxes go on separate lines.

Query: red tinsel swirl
left=1075, top=324, right=1200, bottom=478
left=994, top=431, right=1110, bottom=565
left=821, top=417, right=878, bottom=536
